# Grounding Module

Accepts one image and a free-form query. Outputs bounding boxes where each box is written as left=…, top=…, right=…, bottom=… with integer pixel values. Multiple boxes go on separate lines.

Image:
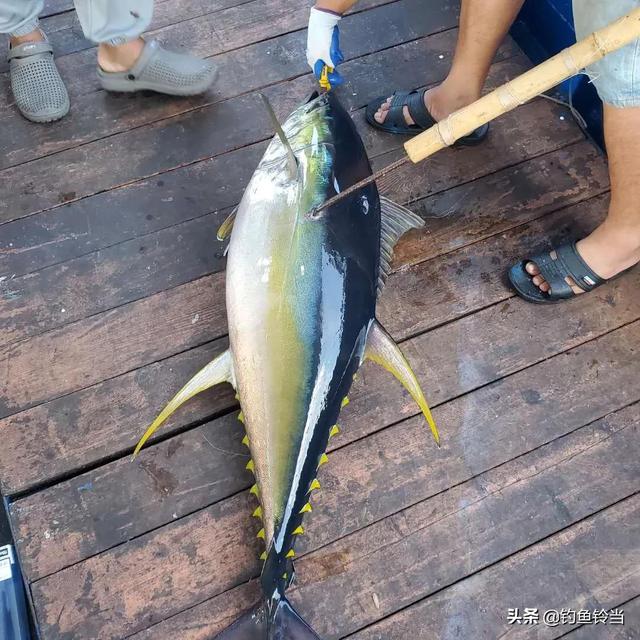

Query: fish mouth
left=306, top=90, right=320, bottom=103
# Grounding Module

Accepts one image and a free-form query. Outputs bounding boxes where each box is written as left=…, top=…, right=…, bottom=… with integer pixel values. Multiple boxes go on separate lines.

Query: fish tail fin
left=214, top=597, right=322, bottom=639
left=365, top=319, right=440, bottom=446
left=133, top=349, right=235, bottom=457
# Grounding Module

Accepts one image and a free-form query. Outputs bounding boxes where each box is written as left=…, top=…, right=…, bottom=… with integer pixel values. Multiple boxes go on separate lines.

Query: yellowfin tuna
left=134, top=91, right=439, bottom=639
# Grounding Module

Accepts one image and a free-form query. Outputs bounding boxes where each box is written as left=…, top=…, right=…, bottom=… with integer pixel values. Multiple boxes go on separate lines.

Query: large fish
left=134, top=91, right=439, bottom=639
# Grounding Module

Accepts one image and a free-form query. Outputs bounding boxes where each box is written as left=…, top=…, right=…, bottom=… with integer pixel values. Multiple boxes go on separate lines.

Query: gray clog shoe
left=97, top=39, right=217, bottom=96
left=8, top=38, right=70, bottom=123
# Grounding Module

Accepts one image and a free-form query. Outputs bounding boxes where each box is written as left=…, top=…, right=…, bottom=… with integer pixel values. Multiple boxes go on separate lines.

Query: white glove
left=306, top=7, right=343, bottom=72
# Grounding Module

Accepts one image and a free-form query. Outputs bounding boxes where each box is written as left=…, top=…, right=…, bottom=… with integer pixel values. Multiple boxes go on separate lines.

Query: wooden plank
left=41, top=0, right=73, bottom=17
left=347, top=496, right=640, bottom=640
left=0, top=0, right=411, bottom=105
left=0, top=54, right=550, bottom=281
left=122, top=404, right=640, bottom=640
left=0, top=136, right=606, bottom=350
left=0, top=274, right=227, bottom=418
left=0, top=142, right=265, bottom=279
left=27, top=374, right=640, bottom=639
left=0, top=55, right=567, bottom=225
left=0, top=135, right=607, bottom=292
left=11, top=306, right=640, bottom=579
left=563, top=597, right=640, bottom=639
left=0, top=31, right=515, bottom=227
left=0, top=0, right=463, bottom=171
left=0, top=192, right=618, bottom=493
left=388, top=142, right=609, bottom=269
left=0, top=0, right=258, bottom=73
left=0, top=71, right=587, bottom=411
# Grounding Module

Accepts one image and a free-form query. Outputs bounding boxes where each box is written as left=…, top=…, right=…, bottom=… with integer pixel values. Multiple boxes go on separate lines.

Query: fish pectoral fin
left=216, top=207, right=237, bottom=242
left=378, top=196, right=424, bottom=294
left=365, top=320, right=439, bottom=446
left=133, top=349, right=235, bottom=457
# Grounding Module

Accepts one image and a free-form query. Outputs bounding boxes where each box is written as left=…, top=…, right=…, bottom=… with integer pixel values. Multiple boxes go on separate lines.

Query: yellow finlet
left=241, top=434, right=249, bottom=447
left=237, top=411, right=244, bottom=424
left=252, top=506, right=262, bottom=519
left=300, top=502, right=312, bottom=514
left=285, top=549, right=295, bottom=558
left=250, top=484, right=259, bottom=496
left=257, top=528, right=265, bottom=539
left=282, top=572, right=288, bottom=580
left=341, top=396, right=350, bottom=408
left=245, top=459, right=254, bottom=472
left=318, top=453, right=329, bottom=467
left=292, top=525, right=304, bottom=535
left=309, top=478, right=321, bottom=492
left=235, top=393, right=239, bottom=400
left=329, top=425, right=340, bottom=438
left=260, top=551, right=267, bottom=561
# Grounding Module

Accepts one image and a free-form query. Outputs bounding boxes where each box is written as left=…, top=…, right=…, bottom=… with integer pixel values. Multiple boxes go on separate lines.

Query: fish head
left=249, top=92, right=380, bottom=232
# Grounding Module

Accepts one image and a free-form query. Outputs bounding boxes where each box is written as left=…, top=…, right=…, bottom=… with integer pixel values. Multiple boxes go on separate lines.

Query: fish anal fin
left=133, top=349, right=235, bottom=457
left=378, top=196, right=424, bottom=294
left=365, top=320, right=440, bottom=445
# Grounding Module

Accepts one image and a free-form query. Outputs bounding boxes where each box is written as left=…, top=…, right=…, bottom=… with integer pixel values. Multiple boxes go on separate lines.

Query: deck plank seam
left=340, top=490, right=640, bottom=639
left=0, top=24, right=465, bottom=178
left=555, top=594, right=640, bottom=638
left=0, top=73, right=571, bottom=228
left=18, top=326, right=640, bottom=583
left=0, top=0, right=428, bottom=120
left=1, top=137, right=599, bottom=355
left=1, top=131, right=591, bottom=287
left=110, top=407, right=640, bottom=640
left=0, top=241, right=629, bottom=461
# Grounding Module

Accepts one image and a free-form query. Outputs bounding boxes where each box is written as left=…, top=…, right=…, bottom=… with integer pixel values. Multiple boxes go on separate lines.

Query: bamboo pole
left=404, top=6, right=640, bottom=163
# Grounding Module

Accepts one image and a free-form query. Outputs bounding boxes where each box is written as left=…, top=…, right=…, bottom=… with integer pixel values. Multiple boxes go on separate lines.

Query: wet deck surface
left=1, top=0, right=639, bottom=638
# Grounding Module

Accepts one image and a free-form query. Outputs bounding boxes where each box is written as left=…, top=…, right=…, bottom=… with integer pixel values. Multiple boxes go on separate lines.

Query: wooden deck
left=1, top=0, right=638, bottom=638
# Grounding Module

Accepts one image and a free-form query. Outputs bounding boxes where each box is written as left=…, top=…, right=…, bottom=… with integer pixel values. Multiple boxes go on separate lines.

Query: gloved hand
left=306, top=7, right=345, bottom=87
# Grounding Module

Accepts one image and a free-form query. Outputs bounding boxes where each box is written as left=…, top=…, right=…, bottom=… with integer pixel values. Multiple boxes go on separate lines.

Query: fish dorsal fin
left=259, top=92, right=298, bottom=179
left=378, top=196, right=424, bottom=294
left=365, top=320, right=439, bottom=445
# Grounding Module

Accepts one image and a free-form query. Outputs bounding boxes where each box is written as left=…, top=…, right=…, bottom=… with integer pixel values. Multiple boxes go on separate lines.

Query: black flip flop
left=365, top=89, right=489, bottom=145
left=508, top=241, right=609, bottom=304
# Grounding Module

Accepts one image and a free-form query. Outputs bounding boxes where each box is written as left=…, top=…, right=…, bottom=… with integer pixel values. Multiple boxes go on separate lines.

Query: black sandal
left=508, top=241, right=608, bottom=304
left=365, top=89, right=489, bottom=145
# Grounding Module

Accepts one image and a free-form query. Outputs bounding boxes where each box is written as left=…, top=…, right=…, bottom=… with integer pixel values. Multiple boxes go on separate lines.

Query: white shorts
left=574, top=0, right=640, bottom=107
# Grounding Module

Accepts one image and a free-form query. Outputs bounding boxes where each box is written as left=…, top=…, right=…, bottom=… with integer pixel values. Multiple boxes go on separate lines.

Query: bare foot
left=10, top=28, right=46, bottom=48
left=97, top=37, right=145, bottom=73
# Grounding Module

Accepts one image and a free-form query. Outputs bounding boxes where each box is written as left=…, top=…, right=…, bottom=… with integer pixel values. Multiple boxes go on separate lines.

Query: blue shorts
left=574, top=0, right=640, bottom=107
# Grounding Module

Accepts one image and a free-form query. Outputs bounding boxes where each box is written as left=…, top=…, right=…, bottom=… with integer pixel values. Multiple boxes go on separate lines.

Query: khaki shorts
left=574, top=0, right=640, bottom=107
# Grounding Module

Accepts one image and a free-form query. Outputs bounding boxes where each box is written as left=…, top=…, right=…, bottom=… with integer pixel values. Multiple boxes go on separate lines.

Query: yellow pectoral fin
left=216, top=208, right=237, bottom=241
left=365, top=320, right=440, bottom=446
left=133, top=349, right=235, bottom=457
